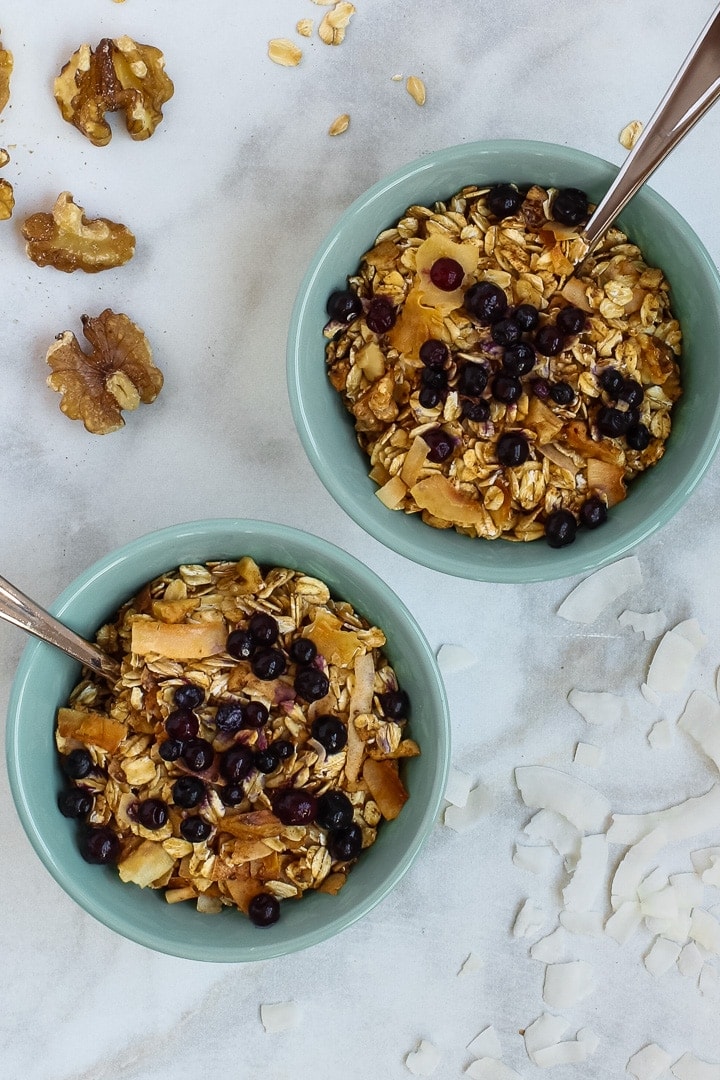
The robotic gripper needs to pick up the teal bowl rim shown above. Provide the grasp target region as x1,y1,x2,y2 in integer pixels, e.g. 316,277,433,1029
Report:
5,519,450,962
287,138,720,583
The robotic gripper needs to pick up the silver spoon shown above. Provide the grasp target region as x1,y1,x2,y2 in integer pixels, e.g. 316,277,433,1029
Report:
0,573,120,681
580,1,720,257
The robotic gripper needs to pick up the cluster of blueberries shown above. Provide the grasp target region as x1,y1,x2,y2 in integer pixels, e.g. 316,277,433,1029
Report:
58,610,410,926
326,184,654,548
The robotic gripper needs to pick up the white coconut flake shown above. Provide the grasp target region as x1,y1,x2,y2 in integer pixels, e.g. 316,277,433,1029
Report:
568,688,624,725
562,834,608,912
677,940,704,978
465,1060,522,1080
444,766,473,807
611,827,667,906
691,845,720,876
542,960,594,1009
515,766,611,832
670,872,705,908
618,609,668,640
444,784,491,832
574,741,604,767
530,926,569,963
557,556,642,623
578,1028,600,1054
524,809,580,857
671,1051,720,1079
437,643,478,674
605,900,642,944
690,908,720,954
644,936,682,976
466,1026,503,1060
405,1039,441,1076
607,784,720,846
703,862,720,888
533,1039,592,1068
523,1013,570,1064
260,1001,301,1033
626,1043,673,1080
641,682,662,706
678,690,720,771
645,912,692,944
512,898,546,939
700,963,720,996
640,885,678,920
458,952,483,976
637,867,668,899
560,909,605,935
646,620,706,694
674,617,708,650
648,718,675,749
513,843,555,875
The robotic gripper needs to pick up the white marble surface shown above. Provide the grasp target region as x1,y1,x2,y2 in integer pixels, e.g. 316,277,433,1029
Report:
2,2,720,1077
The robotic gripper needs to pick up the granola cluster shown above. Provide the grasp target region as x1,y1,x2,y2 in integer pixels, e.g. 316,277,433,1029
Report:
55,559,417,924
325,184,682,543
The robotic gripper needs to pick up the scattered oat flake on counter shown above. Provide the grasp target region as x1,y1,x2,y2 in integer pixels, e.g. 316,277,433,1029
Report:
328,113,350,136
515,765,611,832
626,1043,673,1080
574,741,603,767
406,75,426,105
678,691,720,771
268,38,302,66
618,608,667,639
620,119,644,149
260,1001,301,1033
297,18,314,36
646,619,707,694
672,1052,720,1080
465,1060,523,1079
318,2,356,45
405,1039,441,1076
557,556,642,623
444,784,491,831
568,688,624,725
437,643,478,673
444,765,473,807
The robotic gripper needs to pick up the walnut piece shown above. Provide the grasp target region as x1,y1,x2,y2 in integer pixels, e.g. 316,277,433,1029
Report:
0,32,12,113
22,192,135,273
0,178,13,220
54,35,174,146
46,310,163,434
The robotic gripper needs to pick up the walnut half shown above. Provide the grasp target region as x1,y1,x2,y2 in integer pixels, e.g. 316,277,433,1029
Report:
46,310,164,434
54,35,174,146
22,192,135,273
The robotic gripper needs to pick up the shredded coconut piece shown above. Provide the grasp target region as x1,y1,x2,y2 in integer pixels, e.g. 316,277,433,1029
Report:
445,766,473,807
574,741,603,767
568,688,624,725
678,691,720,771
646,619,706,694
260,1001,301,1033
644,936,682,976
607,784,720,846
542,960,594,1008
678,941,704,977
437,643,477,673
465,1060,522,1080
524,809,580,856
648,718,675,749
405,1039,441,1076
512,898,545,939
444,784,491,832
671,1051,720,1079
466,1026,503,1059
560,909,604,935
626,1043,674,1080
458,952,484,975
513,843,555,875
515,766,610,832
618,609,668,640
557,556,642,623
562,834,608,911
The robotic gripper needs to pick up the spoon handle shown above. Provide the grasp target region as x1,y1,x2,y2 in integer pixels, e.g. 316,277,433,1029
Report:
0,573,120,680
582,2,720,251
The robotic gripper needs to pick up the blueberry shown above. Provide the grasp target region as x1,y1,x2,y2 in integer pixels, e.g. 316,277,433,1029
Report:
220,746,254,783
502,342,536,376
251,648,286,680
619,378,644,408
491,318,522,347
422,428,455,463
418,386,442,409
326,289,362,323
288,637,317,666
457,362,488,397
328,822,363,862
254,747,280,774
530,377,551,399
464,281,508,324
165,708,199,742
419,339,449,368
597,406,631,438
430,257,464,291
63,748,93,780
172,776,205,808
311,715,348,754
248,892,281,927
226,629,254,660
159,739,183,762
497,432,530,467
549,381,575,406
136,798,168,830
294,668,330,702
243,700,269,728
57,788,93,818
514,303,539,332
552,187,589,226
80,826,120,864
182,738,215,772
556,305,586,337
173,684,204,710
366,297,396,334
535,324,564,356
180,816,212,843
491,373,523,404
580,496,608,529
273,739,295,761
379,689,410,719
215,702,246,733
545,509,577,548
249,612,279,647
220,784,245,806
461,398,490,423
626,422,651,451
421,366,448,391
599,367,624,397
316,790,355,831
485,183,524,219
272,788,318,826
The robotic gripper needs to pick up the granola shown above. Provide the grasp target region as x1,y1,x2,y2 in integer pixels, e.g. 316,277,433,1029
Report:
55,559,418,925
324,183,682,544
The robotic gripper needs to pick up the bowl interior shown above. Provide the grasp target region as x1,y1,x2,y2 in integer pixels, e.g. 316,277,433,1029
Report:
6,519,450,962
288,139,720,582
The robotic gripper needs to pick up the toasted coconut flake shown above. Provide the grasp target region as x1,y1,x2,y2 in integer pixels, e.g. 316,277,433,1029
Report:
260,1001,301,1033
466,1026,502,1060
405,1039,441,1076
678,690,720,771
515,765,611,832
626,1043,673,1080
437,643,478,673
568,688,624,725
607,784,720,846
618,608,667,640
542,960,594,1009
557,556,642,623
562,833,608,911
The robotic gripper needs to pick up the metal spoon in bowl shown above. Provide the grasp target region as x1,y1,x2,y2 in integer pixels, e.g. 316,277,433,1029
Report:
578,2,720,259
0,573,120,681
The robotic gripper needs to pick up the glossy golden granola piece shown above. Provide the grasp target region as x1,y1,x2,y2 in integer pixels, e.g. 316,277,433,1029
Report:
54,35,174,146
22,192,135,273
0,33,12,113
46,309,163,434
0,177,13,220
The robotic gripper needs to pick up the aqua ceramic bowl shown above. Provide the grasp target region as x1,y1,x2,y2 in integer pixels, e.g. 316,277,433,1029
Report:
6,519,449,962
287,139,720,582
